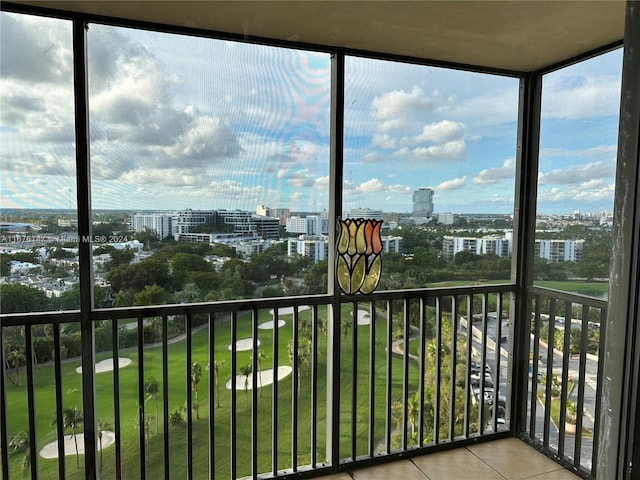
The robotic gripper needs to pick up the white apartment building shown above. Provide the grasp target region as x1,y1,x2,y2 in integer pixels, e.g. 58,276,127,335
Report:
535,239,585,263
286,215,329,235
348,208,383,220
287,235,329,264
443,233,583,263
381,236,403,253
130,212,172,239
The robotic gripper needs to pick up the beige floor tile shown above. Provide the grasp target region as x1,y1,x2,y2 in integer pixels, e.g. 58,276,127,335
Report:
468,438,565,480
412,448,505,480
520,469,583,480
314,474,353,480
350,459,428,480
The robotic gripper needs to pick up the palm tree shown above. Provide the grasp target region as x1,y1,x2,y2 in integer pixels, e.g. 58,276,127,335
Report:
57,407,84,468
250,349,266,397
407,392,421,435
144,378,160,433
177,282,200,303
111,290,133,307
7,349,25,386
8,431,30,472
342,318,353,341
239,364,252,410
209,360,225,408
191,362,202,419
97,418,112,476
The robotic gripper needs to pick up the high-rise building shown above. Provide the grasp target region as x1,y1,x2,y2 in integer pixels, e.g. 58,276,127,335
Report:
348,208,383,220
286,215,329,235
412,188,434,219
287,235,329,264
130,212,172,239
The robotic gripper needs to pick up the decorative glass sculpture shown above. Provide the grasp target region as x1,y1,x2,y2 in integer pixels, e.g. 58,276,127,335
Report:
336,218,383,295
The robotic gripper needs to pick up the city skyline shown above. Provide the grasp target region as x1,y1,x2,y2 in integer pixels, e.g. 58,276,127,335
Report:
1,13,623,215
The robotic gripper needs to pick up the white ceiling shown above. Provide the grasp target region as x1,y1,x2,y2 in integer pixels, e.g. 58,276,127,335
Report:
10,1,626,72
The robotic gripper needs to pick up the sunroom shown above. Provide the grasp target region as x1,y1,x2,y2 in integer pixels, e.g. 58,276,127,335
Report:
1,1,639,479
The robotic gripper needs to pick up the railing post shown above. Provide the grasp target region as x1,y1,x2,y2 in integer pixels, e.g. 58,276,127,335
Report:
599,1,640,478
511,70,542,436
73,19,97,479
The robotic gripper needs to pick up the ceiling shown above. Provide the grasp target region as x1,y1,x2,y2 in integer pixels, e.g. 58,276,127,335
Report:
9,1,626,72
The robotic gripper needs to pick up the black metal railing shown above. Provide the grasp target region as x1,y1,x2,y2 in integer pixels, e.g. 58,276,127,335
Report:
523,286,607,479
3,283,586,479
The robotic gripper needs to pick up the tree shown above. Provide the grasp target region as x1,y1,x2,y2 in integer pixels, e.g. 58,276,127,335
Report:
0,283,51,313
211,360,225,408
111,290,134,307
144,378,160,433
171,253,212,284
6,349,26,386
191,362,203,419
240,364,252,410
407,392,421,435
55,407,84,468
176,282,201,303
133,284,170,306
250,349,267,397
9,431,30,471
97,418,112,476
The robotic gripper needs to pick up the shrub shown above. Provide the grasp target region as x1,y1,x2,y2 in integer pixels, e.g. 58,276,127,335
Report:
169,410,184,426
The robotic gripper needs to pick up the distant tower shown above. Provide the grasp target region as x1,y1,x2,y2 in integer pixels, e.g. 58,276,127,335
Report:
412,188,434,218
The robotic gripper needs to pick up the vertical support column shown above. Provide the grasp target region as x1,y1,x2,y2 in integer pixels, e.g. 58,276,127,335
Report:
73,19,97,479
599,2,640,478
510,72,542,436
326,50,345,467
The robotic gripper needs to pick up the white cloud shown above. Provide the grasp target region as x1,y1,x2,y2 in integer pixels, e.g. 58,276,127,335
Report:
363,152,382,163
471,158,515,185
540,145,617,159
437,176,466,191
539,160,614,185
357,178,386,192
394,139,465,163
119,168,203,187
414,120,464,144
354,178,411,194
371,86,434,131
542,74,622,120
539,179,614,202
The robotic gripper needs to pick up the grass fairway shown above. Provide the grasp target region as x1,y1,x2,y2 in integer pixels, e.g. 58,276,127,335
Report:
3,304,418,479
534,280,609,299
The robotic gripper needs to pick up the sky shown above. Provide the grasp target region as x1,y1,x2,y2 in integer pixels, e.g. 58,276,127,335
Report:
0,12,623,216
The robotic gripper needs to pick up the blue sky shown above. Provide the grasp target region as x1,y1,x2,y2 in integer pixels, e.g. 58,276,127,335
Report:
0,12,622,216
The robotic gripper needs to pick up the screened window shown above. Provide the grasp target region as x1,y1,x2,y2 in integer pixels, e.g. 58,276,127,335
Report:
344,56,520,288
87,25,331,306
534,49,622,298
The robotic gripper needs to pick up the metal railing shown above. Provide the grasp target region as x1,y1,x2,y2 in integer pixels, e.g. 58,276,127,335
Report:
4,283,598,479
522,286,607,479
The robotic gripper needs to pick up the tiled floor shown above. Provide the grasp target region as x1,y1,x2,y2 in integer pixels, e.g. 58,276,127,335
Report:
316,438,582,480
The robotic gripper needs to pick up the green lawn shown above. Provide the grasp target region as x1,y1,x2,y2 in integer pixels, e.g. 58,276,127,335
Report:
534,280,609,298
3,304,419,479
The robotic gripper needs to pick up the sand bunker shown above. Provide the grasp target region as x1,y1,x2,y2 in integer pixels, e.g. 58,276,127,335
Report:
76,358,131,374
350,309,371,325
39,431,115,459
258,320,286,330
228,338,260,351
268,306,310,316
225,366,293,390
